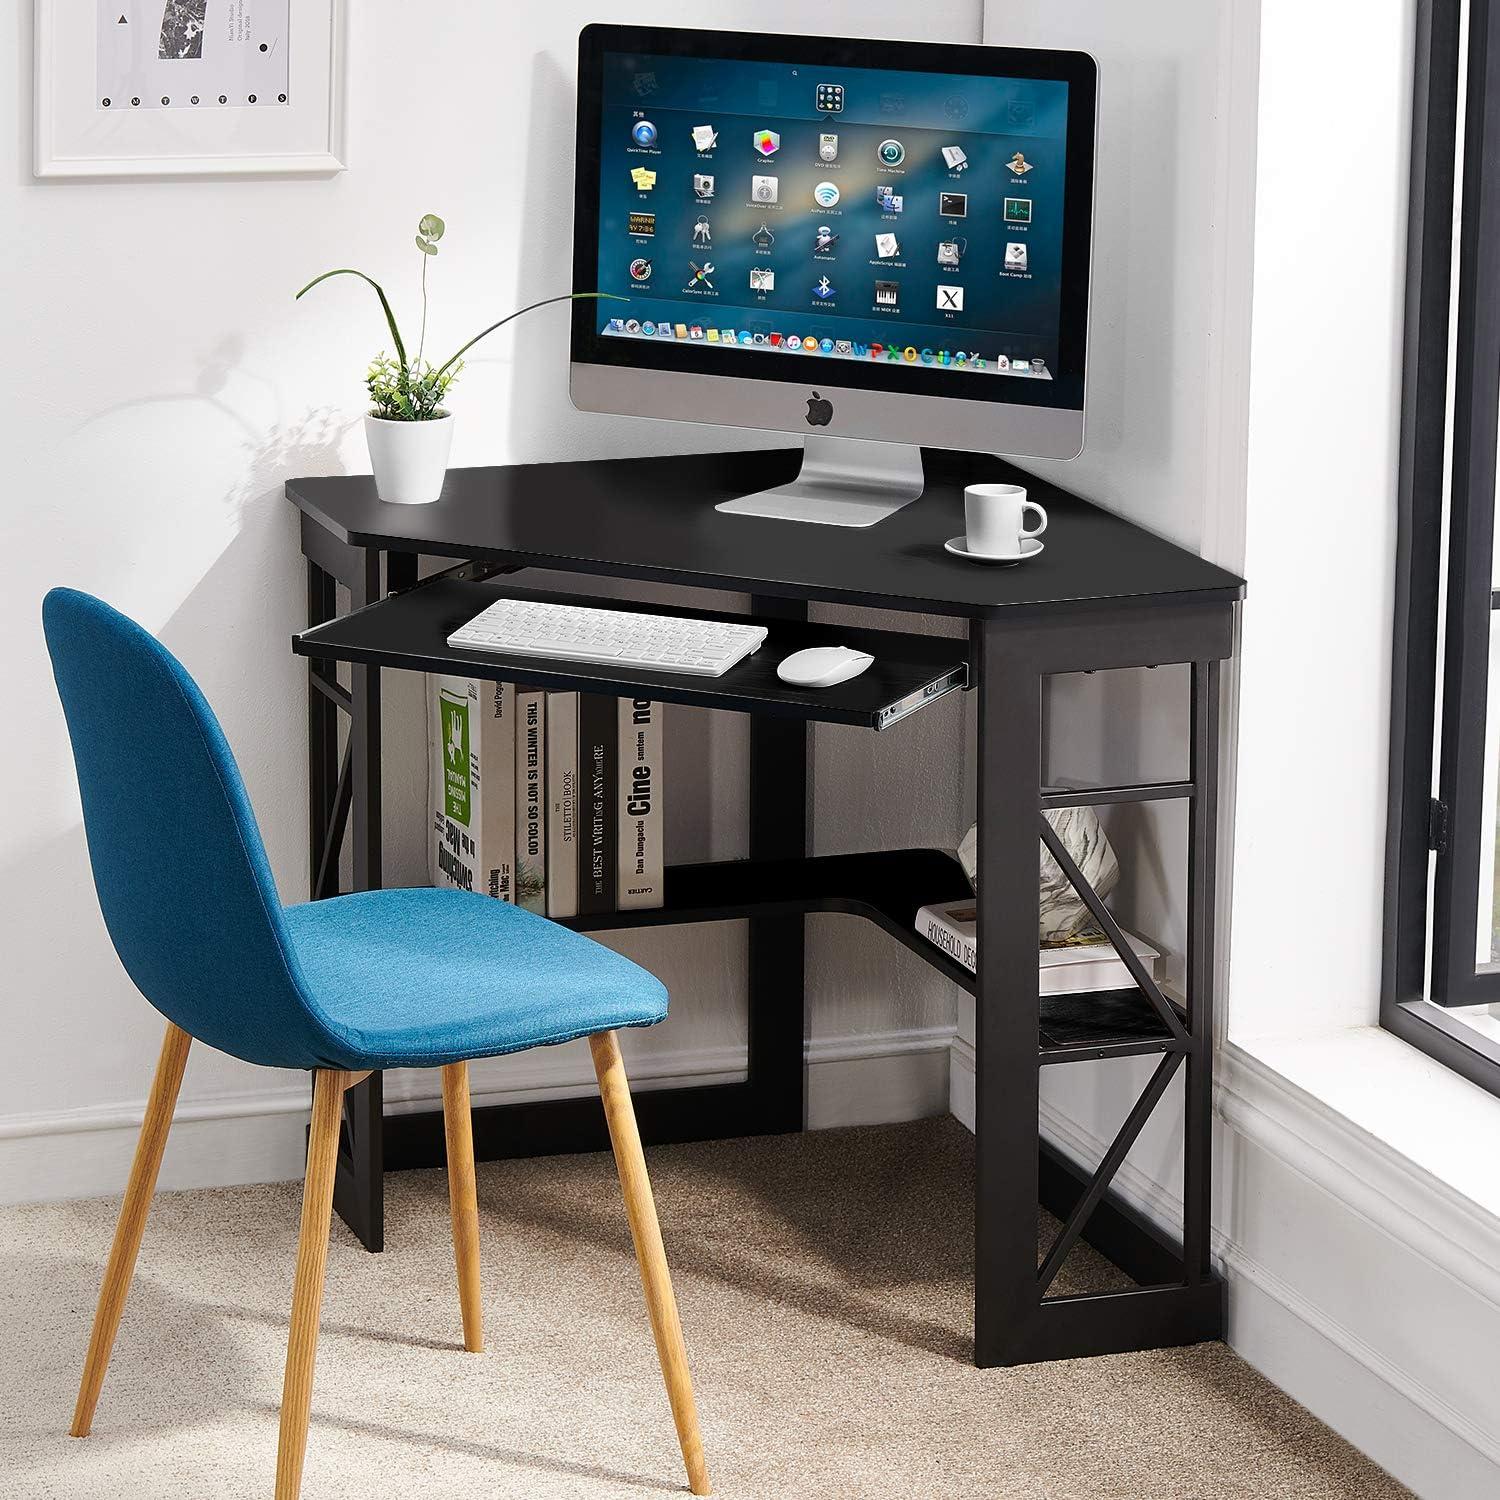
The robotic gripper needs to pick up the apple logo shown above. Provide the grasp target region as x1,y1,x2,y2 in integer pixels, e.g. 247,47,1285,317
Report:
804,391,833,427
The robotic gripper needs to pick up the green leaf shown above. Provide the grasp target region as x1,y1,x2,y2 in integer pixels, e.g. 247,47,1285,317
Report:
415,236,437,256
418,213,445,241
432,292,625,380
296,267,409,370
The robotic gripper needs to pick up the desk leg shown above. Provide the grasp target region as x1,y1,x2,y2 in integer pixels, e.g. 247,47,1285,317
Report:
306,554,384,1248
973,628,1044,1368
349,547,384,895
327,547,408,1252
1183,659,1220,1281
748,597,808,1132
306,562,340,901
972,629,1226,1366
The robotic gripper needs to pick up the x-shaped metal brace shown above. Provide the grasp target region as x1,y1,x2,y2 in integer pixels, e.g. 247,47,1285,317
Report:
1034,812,1195,1295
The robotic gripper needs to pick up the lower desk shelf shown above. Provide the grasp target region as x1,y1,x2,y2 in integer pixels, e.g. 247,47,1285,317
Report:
563,849,1182,1064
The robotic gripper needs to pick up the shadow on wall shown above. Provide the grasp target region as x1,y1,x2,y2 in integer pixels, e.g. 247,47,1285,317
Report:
72,335,265,451
1031,56,1185,537
506,49,579,460
154,407,349,910
220,404,350,528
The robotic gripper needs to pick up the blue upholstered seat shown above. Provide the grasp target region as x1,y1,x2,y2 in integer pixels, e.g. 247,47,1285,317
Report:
42,588,667,1073
281,889,665,1069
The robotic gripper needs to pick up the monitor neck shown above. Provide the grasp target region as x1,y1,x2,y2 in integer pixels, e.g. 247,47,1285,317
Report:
714,435,925,528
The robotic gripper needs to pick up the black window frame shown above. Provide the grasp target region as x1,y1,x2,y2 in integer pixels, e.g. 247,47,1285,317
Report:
1385,0,1500,1088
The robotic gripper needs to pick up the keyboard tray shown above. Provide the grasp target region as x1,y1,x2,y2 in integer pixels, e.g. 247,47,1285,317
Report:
294,572,969,730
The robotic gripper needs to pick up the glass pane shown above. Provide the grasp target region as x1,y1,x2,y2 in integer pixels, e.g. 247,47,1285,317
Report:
1480,610,1500,965
1431,1000,1500,1047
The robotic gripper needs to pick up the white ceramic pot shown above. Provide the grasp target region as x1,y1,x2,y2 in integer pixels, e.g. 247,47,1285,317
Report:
364,411,455,504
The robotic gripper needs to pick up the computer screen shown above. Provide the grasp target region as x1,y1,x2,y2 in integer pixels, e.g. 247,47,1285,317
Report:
572,27,1096,426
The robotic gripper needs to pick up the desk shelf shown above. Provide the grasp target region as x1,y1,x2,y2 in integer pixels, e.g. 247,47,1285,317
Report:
294,574,968,731
564,850,1182,1063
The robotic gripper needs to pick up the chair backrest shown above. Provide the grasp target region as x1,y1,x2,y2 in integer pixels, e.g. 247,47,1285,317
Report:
42,589,342,1069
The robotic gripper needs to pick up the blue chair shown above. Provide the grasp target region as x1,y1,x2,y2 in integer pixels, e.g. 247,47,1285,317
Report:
43,588,710,1499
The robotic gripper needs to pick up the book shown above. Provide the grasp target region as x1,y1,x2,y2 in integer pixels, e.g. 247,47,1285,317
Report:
578,693,617,913
427,675,515,901
617,698,664,909
515,691,547,913
914,900,1160,990
545,692,580,918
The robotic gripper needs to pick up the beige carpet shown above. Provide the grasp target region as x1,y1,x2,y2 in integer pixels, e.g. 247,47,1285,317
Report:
0,1118,1406,1499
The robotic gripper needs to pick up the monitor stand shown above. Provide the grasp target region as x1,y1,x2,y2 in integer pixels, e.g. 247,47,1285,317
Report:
714,435,924,528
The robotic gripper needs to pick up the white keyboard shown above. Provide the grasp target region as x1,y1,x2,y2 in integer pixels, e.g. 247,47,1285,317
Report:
448,597,768,677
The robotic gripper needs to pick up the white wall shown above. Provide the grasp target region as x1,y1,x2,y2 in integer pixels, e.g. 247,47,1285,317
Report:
0,0,983,1201
1227,0,1413,1040
981,0,1257,559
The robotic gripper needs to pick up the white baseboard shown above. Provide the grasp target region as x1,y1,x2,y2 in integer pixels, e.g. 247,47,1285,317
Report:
1219,1043,1500,1498
950,1032,1500,1499
805,1025,954,1129
1227,1241,1500,1500
949,1032,977,1133
0,1023,956,1206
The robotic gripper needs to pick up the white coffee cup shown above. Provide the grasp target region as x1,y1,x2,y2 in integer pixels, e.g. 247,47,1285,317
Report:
964,483,1048,557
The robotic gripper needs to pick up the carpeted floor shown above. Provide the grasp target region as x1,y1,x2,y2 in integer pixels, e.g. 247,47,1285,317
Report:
0,1118,1407,1499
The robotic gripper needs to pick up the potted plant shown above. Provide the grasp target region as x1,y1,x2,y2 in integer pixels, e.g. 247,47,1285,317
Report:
298,214,619,504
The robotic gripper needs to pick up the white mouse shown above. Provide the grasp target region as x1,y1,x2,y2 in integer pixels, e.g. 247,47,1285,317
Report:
776,645,875,688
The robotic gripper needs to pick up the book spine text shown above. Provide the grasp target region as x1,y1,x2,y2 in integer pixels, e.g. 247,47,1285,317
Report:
429,675,516,901
578,694,617,913
917,907,977,973
617,698,664,909
516,691,546,913
545,692,580,918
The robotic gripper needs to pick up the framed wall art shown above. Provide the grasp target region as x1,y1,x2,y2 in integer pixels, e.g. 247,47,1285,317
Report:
34,1,347,178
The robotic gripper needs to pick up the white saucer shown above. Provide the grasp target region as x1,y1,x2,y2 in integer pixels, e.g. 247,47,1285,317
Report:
944,535,1045,565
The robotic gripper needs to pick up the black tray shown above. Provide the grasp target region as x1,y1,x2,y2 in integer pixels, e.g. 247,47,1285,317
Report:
294,574,969,730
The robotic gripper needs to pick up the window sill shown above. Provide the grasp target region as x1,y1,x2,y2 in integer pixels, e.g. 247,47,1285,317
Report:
1221,1027,1500,1303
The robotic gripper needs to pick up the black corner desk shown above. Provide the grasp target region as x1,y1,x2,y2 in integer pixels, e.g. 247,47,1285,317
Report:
287,444,1244,1369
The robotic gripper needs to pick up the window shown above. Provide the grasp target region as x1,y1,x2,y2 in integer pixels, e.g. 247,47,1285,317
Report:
1385,0,1500,1085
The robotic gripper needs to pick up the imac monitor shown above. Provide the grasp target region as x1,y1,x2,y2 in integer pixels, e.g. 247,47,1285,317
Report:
571,25,1098,525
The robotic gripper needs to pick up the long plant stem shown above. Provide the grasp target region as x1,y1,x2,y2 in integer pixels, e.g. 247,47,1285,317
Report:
432,292,622,380
417,254,429,370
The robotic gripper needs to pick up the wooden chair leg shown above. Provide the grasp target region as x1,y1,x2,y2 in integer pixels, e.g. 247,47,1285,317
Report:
441,1061,483,1352
70,1022,192,1439
275,1067,360,1500
590,1030,711,1497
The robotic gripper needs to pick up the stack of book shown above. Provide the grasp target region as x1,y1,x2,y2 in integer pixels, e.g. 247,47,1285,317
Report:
427,677,664,916
914,900,1159,991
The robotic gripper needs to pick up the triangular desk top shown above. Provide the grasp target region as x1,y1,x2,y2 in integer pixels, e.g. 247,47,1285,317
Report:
286,447,1244,622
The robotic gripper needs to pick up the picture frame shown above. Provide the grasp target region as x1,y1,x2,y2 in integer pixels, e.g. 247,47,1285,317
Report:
34,1,347,179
